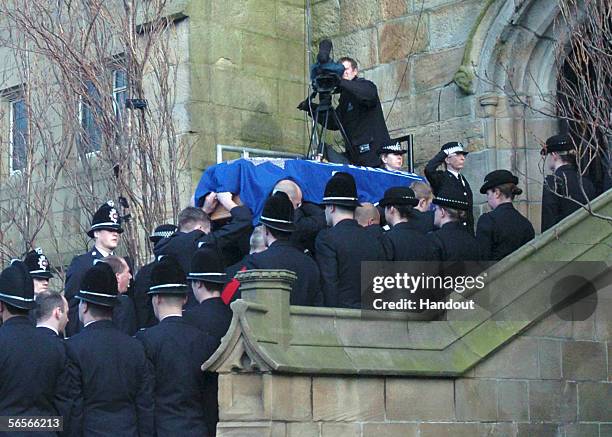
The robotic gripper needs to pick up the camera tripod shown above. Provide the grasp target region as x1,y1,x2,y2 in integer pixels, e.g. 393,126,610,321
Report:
306,91,355,163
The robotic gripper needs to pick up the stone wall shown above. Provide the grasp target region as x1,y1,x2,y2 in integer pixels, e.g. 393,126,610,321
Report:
216,307,611,437
186,0,308,177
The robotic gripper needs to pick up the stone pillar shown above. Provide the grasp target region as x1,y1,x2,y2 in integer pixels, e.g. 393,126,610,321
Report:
214,269,299,436
236,269,296,347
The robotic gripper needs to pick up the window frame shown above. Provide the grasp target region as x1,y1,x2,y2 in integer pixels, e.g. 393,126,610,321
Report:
77,59,127,159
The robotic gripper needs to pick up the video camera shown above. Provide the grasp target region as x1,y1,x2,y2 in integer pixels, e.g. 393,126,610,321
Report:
310,39,345,94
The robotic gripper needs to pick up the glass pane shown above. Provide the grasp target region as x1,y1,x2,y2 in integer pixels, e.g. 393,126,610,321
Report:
86,80,100,102
80,82,102,153
114,89,126,120
12,99,27,170
114,69,127,89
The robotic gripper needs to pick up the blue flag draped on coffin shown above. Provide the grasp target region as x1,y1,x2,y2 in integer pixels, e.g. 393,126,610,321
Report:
194,158,424,224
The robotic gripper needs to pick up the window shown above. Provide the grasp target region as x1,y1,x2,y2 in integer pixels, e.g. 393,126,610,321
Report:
78,65,127,156
79,80,102,154
9,94,28,172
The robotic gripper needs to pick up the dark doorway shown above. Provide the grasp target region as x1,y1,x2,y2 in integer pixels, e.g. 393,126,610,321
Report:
558,48,611,195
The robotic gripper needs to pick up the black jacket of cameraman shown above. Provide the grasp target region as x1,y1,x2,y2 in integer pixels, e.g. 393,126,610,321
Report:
307,77,390,167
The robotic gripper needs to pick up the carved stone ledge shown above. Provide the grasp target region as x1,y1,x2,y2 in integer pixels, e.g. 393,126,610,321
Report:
234,269,297,286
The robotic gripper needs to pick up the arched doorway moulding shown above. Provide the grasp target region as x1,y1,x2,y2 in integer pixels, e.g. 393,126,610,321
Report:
454,0,570,230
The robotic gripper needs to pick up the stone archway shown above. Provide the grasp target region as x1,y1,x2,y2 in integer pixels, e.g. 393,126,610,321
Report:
454,0,567,231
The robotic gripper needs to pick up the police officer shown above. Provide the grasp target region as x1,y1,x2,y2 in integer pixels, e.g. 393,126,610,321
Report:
135,256,217,437
541,134,596,232
101,255,137,335
315,172,387,308
64,262,153,436
225,225,266,292
476,170,535,261
0,261,69,429
155,195,253,299
224,226,268,304
378,141,407,172
425,142,474,231
355,202,389,254
408,181,435,234
132,224,177,329
64,200,123,336
431,185,481,261
23,247,54,294
150,223,178,245
35,291,69,338
242,192,323,306
355,202,380,228
380,187,438,261
183,247,233,346
273,179,326,255
183,247,234,437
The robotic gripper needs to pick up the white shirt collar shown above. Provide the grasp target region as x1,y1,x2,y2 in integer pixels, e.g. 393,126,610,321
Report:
36,323,59,336
160,313,183,321
84,320,97,328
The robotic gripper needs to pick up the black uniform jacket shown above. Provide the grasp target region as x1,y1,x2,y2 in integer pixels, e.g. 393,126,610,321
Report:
0,317,69,437
541,164,596,232
132,260,157,330
431,221,481,262
315,219,387,308
476,203,535,261
291,202,327,255
183,297,233,347
384,222,439,261
182,298,233,437
155,206,253,273
424,151,474,231
308,77,390,167
65,248,104,300
406,210,435,234
64,320,154,437
135,316,217,437
364,224,392,260
112,294,138,336
225,252,253,279
64,248,105,337
244,240,323,306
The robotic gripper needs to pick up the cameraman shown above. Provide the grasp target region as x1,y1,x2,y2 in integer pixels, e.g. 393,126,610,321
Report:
299,57,390,168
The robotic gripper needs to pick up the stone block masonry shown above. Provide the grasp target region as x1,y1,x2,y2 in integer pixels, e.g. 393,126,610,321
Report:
217,310,612,436
187,0,309,179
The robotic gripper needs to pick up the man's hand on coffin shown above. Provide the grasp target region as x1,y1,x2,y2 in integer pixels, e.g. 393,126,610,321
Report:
217,192,238,211
202,192,218,214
